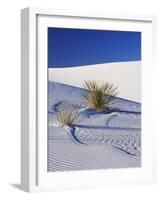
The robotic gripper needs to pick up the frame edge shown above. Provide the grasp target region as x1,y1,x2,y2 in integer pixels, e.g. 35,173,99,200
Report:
21,7,37,192
21,7,157,192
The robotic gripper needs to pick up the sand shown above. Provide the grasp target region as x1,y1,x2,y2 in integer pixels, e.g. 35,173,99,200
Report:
48,81,141,172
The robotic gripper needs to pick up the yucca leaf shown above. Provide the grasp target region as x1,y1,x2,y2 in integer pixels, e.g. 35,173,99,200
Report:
82,80,118,112
57,105,80,127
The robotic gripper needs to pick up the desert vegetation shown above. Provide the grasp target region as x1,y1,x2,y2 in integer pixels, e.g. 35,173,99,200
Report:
82,80,118,112
57,105,80,127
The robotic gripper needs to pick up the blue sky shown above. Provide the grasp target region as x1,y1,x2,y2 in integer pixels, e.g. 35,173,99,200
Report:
48,28,141,68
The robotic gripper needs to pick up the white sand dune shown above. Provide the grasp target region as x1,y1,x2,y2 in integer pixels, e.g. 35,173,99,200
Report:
48,128,140,172
48,81,141,172
49,61,141,103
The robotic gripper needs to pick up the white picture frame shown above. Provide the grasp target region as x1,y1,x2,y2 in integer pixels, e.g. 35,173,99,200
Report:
21,7,157,192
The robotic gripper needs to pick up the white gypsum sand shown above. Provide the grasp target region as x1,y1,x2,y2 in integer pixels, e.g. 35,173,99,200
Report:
48,81,141,172
48,61,141,103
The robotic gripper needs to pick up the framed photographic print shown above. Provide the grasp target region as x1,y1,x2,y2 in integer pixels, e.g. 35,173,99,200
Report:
21,8,156,192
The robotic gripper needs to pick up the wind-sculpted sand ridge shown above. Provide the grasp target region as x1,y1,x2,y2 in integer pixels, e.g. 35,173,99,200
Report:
74,126,141,156
48,81,141,172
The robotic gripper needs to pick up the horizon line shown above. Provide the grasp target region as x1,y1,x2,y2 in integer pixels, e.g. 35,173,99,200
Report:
48,60,141,68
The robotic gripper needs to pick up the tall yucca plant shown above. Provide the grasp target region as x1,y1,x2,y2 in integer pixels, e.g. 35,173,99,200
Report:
57,105,80,127
82,80,118,112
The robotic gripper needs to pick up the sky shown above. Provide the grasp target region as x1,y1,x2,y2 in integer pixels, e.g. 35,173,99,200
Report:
48,28,141,68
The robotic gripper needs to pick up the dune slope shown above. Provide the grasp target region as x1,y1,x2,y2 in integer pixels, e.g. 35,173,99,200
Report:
48,81,141,172
49,61,141,102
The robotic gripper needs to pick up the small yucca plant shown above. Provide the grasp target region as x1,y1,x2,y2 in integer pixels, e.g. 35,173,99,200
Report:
82,80,118,112
57,105,80,127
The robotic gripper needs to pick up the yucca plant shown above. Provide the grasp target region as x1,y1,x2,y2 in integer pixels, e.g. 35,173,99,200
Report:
82,80,118,112
57,105,80,127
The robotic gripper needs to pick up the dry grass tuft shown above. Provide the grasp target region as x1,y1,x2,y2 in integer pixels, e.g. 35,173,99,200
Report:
82,80,118,112
57,105,80,127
